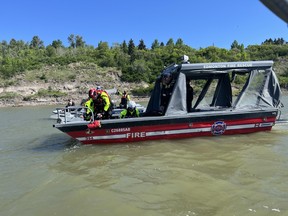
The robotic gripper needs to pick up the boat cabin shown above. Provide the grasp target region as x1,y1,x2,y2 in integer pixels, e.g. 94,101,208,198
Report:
145,56,282,116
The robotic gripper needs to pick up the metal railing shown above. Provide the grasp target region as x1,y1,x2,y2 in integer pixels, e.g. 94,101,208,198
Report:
55,106,94,123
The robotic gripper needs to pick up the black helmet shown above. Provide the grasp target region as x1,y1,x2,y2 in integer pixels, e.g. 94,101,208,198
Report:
162,72,172,85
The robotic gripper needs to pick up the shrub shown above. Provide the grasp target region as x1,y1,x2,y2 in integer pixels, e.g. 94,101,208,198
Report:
0,92,18,99
36,88,67,97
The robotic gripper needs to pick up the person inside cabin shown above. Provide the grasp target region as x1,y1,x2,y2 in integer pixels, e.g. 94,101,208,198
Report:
117,90,131,108
120,101,140,118
160,72,175,114
186,79,194,112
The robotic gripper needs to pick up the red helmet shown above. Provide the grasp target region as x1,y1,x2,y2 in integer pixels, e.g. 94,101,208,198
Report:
88,88,96,98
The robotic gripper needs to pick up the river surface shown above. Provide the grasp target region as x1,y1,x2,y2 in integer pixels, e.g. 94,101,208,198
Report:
1,97,288,216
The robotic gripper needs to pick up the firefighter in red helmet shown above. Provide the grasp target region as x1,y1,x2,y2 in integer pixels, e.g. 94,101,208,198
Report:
84,88,113,120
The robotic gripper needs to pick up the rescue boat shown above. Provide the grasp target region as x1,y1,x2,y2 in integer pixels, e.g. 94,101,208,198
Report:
53,56,283,144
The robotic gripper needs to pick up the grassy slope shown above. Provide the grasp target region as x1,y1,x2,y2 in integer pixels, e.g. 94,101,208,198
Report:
0,62,149,107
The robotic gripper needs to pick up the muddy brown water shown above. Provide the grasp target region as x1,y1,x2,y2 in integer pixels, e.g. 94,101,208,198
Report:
1,98,288,216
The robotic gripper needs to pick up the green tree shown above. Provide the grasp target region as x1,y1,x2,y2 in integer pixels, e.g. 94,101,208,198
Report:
122,59,150,82
262,38,274,45
230,40,243,50
9,39,18,49
75,35,85,48
1,40,8,57
51,40,63,49
96,41,115,67
151,39,160,50
166,38,174,47
175,38,184,47
46,45,56,57
128,39,136,62
138,39,146,50
128,39,135,55
68,34,76,48
113,46,130,69
121,40,128,54
274,38,286,45
30,36,44,49
2,35,288,89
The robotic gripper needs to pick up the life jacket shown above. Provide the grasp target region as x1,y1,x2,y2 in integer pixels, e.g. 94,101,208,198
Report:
94,90,112,112
95,89,104,95
89,88,109,99
120,108,139,118
85,98,94,114
84,98,94,121
95,89,112,102
126,109,137,118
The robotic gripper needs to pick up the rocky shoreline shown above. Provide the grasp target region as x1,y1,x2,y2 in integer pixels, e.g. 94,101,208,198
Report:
0,79,150,108
0,98,70,108
0,95,149,108
0,93,149,108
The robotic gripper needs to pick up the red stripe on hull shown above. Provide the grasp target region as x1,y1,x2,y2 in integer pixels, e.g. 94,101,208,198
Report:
78,127,273,145
64,116,276,145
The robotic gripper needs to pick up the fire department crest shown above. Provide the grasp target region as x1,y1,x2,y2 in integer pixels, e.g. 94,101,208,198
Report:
211,121,226,135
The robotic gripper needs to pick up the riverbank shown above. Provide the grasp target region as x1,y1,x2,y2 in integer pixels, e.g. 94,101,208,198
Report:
0,95,150,108
0,64,150,108
1,88,287,108
0,76,150,108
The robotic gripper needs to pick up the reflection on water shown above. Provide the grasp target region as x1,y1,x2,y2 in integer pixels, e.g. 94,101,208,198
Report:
50,132,288,216
1,104,288,216
31,134,80,152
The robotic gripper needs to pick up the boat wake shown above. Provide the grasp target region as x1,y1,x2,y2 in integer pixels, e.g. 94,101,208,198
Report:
275,119,288,125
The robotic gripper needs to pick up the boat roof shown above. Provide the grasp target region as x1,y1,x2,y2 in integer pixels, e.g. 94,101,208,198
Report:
160,60,275,80
179,60,273,71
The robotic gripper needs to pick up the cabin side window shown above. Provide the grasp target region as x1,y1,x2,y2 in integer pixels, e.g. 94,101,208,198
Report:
233,70,268,108
189,73,232,111
190,79,219,110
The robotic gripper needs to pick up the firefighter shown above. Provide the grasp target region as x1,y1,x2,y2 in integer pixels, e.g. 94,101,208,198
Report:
118,90,131,108
160,72,175,113
120,101,140,118
92,88,113,119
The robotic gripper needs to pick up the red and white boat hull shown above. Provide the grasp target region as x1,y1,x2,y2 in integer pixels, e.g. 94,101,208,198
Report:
55,110,277,145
